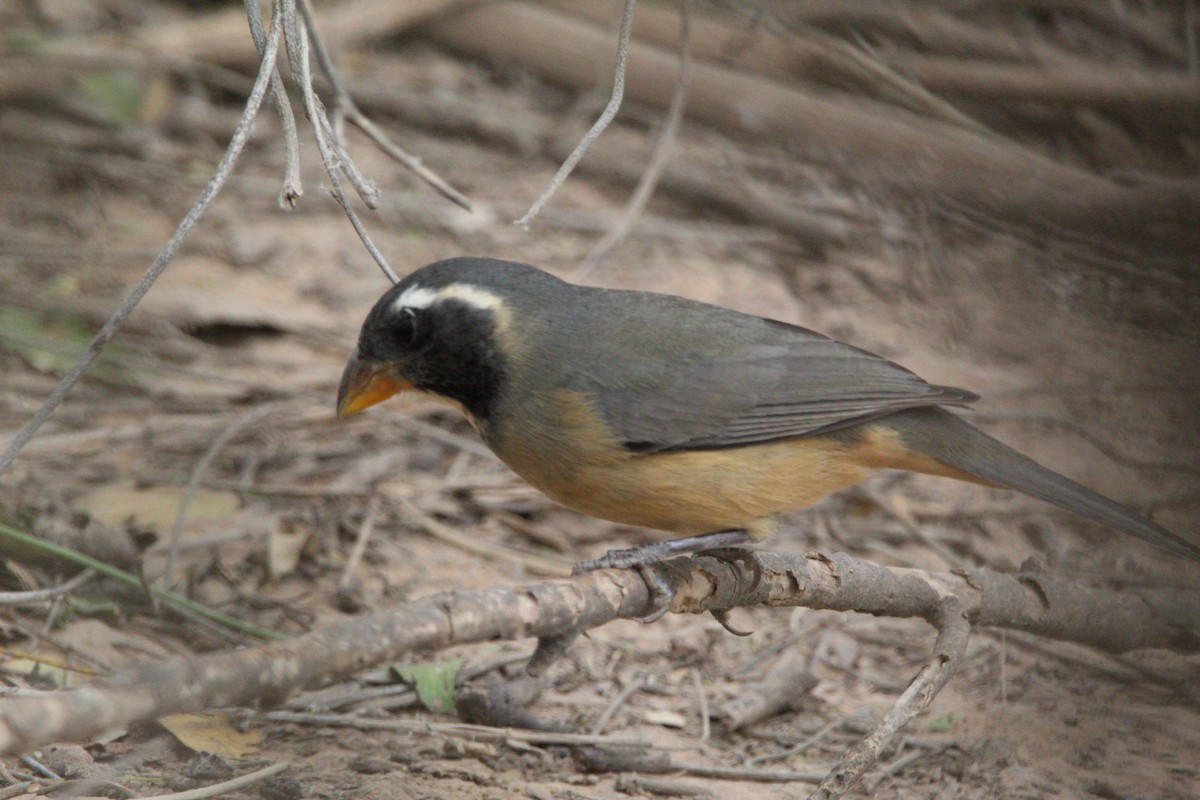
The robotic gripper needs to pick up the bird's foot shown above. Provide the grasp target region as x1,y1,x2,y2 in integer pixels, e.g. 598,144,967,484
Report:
571,530,755,624
572,529,755,575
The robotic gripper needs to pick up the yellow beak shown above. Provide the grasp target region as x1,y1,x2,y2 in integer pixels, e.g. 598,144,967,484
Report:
336,354,412,418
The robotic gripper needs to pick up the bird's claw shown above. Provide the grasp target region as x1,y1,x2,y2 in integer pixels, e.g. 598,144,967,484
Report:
632,564,674,623
710,608,754,637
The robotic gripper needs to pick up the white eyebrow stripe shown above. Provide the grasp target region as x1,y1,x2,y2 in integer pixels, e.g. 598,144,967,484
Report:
392,283,504,312
394,285,440,310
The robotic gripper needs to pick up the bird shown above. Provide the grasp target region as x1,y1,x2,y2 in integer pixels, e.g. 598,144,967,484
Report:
337,256,1200,579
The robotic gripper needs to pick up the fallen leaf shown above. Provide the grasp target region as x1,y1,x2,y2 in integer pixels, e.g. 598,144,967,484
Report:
393,657,465,714
159,713,261,758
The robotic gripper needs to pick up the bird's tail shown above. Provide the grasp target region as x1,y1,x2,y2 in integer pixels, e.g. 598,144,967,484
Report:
883,407,1200,563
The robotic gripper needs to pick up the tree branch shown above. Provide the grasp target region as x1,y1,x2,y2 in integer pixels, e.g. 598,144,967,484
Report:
1,549,1195,760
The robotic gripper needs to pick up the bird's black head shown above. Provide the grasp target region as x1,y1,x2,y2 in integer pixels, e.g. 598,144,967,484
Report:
337,258,562,423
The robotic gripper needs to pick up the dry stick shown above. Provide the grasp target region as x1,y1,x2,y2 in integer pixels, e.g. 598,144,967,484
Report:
667,762,826,783
0,6,284,480
719,645,818,731
338,493,381,589
164,403,281,583
514,0,638,229
747,717,843,767
690,667,710,742
811,599,970,799
591,673,647,735
140,761,289,800
295,0,471,211
393,496,572,577
0,570,94,607
577,0,692,276
266,712,651,749
2,550,1197,755
276,0,378,212
281,0,399,284
242,0,302,207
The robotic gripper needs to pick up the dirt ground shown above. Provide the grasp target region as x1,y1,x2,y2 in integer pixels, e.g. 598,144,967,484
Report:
2,1,1199,799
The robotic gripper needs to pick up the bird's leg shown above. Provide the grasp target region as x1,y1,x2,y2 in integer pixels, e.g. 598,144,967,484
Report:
573,530,755,625
572,529,754,573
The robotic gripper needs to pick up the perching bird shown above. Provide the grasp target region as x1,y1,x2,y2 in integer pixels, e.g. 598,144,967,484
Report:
337,257,1200,573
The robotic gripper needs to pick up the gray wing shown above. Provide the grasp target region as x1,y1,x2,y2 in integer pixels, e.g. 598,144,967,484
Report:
578,315,976,453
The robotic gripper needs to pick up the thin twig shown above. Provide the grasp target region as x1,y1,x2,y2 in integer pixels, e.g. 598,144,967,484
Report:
670,762,826,783
592,673,647,735
0,782,37,799
281,0,399,284
514,0,637,229
811,600,970,799
0,570,94,606
747,717,842,767
284,0,378,208
267,711,652,748
691,667,710,742
0,5,285,479
339,493,381,589
242,0,302,206
295,0,471,211
577,0,691,275
18,756,58,781
164,403,279,583
394,497,572,577
140,762,289,800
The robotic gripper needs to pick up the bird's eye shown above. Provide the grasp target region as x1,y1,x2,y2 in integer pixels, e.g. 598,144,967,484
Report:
394,307,418,346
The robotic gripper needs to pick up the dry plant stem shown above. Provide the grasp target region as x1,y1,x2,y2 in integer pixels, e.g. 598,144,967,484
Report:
691,667,710,742
393,496,572,577
0,570,93,606
242,0,302,206
141,761,289,800
667,762,826,783
811,599,969,799
577,0,691,276
514,0,638,229
0,5,284,480
719,645,817,730
591,674,646,735
2,551,1197,755
747,717,843,767
164,403,280,583
280,1,399,284
266,712,650,748
294,0,470,211
20,754,58,779
338,493,381,588
284,0,380,210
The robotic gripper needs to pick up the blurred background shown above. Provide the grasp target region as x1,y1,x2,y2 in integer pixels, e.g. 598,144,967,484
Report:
1,1,1198,798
